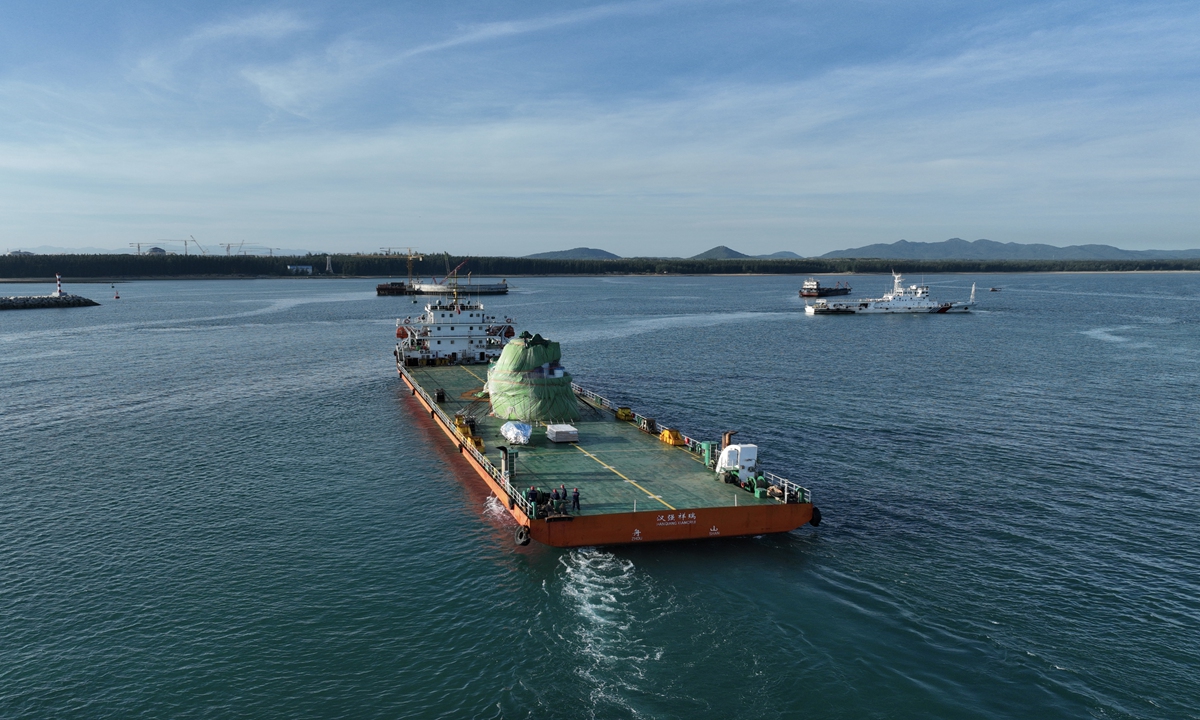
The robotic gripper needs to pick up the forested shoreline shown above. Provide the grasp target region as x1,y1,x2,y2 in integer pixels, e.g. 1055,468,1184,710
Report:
3,253,1199,280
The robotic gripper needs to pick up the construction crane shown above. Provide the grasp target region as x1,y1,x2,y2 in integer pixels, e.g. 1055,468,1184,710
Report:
219,241,245,256
400,248,423,285
128,242,145,255
435,254,467,286
188,236,208,255
155,238,194,255
235,245,282,257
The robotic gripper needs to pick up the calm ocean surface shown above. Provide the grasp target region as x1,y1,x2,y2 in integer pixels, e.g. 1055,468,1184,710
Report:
1,273,1197,719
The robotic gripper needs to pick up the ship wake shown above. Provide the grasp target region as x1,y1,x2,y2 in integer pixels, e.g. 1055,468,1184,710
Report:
557,550,674,718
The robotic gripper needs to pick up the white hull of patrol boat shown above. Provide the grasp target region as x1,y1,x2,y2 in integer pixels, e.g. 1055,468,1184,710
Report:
805,274,975,315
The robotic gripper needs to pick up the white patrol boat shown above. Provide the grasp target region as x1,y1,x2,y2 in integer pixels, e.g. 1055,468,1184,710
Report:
805,272,975,315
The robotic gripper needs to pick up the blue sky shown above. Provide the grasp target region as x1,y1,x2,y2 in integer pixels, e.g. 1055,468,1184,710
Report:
1,0,1198,256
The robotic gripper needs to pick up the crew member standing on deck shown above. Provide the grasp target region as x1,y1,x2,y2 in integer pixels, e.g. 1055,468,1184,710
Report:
572,488,580,512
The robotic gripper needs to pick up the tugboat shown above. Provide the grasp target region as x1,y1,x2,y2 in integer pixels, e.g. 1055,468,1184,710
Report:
805,272,975,315
799,278,852,297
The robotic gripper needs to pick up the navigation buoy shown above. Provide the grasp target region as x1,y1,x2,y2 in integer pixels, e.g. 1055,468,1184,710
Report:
112,284,119,300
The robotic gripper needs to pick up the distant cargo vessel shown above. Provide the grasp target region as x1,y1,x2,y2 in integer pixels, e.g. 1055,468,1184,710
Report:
799,278,852,297
805,272,975,315
378,257,508,296
377,279,508,296
393,295,819,548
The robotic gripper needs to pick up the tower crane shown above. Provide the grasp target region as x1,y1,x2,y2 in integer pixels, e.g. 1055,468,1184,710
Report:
155,238,195,255
402,248,423,285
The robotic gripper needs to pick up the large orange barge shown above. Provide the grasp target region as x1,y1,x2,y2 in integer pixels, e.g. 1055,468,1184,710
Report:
393,297,819,548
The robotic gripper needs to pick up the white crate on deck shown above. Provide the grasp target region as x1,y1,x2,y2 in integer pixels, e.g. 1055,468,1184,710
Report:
546,424,579,443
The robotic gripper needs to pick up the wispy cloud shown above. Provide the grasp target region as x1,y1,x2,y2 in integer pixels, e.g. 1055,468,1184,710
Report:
237,0,670,114
400,1,664,59
186,11,310,45
134,10,310,88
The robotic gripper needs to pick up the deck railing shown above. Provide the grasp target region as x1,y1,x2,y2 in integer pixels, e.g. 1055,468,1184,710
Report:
762,470,811,504
570,383,812,504
404,366,537,518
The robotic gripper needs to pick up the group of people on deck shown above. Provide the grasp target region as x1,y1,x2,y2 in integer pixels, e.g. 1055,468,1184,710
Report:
525,484,580,515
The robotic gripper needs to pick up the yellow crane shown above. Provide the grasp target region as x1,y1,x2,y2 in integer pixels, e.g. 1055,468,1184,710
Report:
384,247,424,285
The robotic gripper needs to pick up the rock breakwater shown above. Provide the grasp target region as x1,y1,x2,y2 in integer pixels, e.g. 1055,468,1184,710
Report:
1,294,101,310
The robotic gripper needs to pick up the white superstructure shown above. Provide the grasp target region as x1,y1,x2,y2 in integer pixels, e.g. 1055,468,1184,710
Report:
805,273,975,315
395,297,516,365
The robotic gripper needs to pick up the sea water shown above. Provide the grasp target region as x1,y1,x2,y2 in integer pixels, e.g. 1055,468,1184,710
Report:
1,274,1197,719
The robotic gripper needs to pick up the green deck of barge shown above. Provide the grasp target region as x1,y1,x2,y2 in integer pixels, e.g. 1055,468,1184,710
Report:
406,364,778,516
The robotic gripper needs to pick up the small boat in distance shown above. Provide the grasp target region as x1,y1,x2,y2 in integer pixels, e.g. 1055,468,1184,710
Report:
805,272,975,315
990,287,1002,292
799,278,852,297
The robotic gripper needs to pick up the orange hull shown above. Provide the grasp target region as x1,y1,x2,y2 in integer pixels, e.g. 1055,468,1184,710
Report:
400,371,813,547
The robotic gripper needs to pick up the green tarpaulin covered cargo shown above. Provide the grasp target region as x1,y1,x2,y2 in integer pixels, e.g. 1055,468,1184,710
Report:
487,332,581,422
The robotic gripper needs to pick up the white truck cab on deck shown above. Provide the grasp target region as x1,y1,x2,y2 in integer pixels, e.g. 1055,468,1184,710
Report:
716,444,759,475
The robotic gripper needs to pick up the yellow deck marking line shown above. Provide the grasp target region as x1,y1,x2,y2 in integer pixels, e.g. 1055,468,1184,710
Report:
574,445,675,510
460,366,486,383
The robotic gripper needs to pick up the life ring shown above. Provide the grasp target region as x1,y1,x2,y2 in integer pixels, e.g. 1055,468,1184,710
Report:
514,526,531,546
810,507,822,527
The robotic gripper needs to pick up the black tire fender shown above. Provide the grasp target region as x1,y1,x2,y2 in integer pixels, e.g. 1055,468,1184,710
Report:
514,526,531,546
810,507,822,527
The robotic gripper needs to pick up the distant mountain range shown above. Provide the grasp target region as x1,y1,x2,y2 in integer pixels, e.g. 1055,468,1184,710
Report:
19,239,1194,261
7,244,314,256
524,246,809,260
820,238,1200,260
689,246,803,260
6,245,128,255
526,240,1200,261
524,247,622,260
